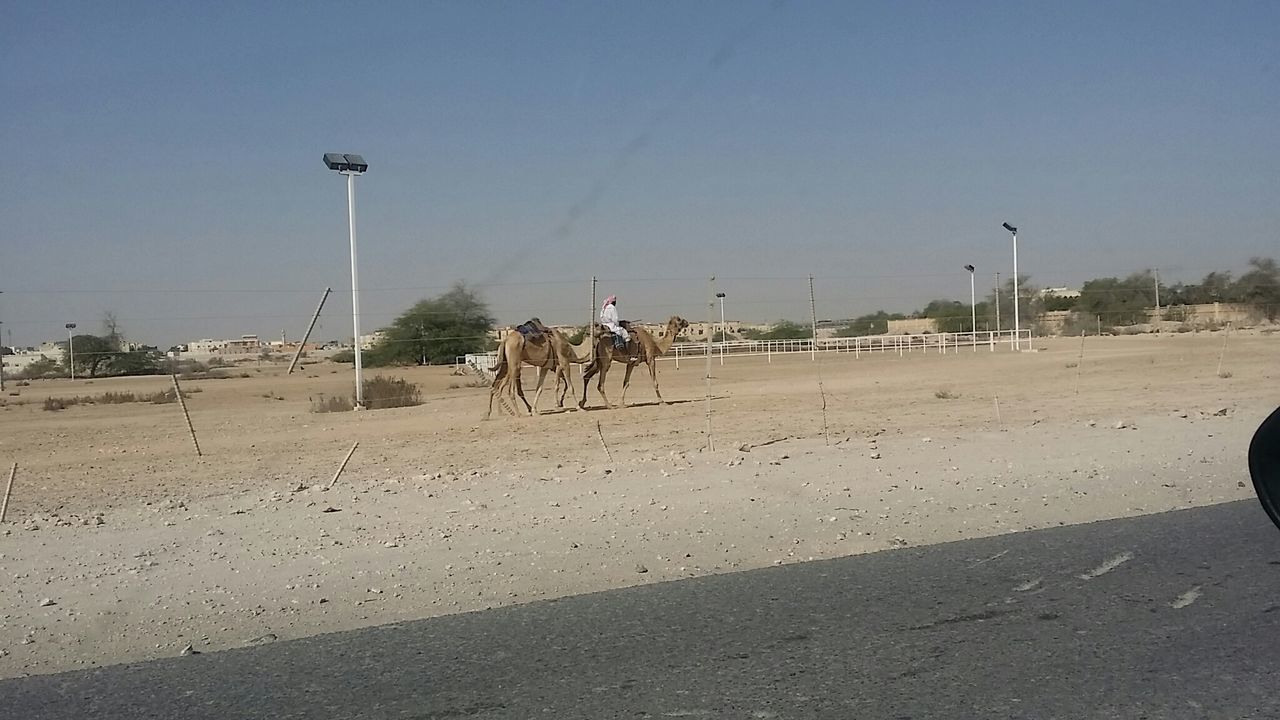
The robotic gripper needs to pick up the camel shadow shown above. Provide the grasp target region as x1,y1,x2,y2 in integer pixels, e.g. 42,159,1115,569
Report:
575,397,725,412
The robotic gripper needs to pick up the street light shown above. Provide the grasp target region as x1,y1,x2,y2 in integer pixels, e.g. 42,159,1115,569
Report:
715,292,727,366
1002,222,1020,350
963,265,976,350
324,153,369,409
65,323,77,380
0,291,5,392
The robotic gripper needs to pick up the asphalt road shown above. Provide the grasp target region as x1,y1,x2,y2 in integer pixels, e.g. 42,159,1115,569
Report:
4,499,1279,719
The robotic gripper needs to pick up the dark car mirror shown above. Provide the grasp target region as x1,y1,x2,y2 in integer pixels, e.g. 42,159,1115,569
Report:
1250,406,1280,532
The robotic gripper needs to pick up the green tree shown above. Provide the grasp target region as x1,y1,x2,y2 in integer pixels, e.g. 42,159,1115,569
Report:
712,330,738,342
834,311,906,336
1230,257,1279,320
918,299,977,332
18,357,62,380
741,320,811,340
65,334,118,378
107,348,164,376
1191,271,1234,304
1041,295,1078,312
984,274,1041,330
1075,271,1156,326
364,283,496,366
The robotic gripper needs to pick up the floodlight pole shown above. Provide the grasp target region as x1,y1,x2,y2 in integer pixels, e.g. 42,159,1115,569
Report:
66,323,77,380
325,153,369,409
994,272,1001,332
346,172,365,408
1003,223,1020,350
716,292,726,366
965,265,976,351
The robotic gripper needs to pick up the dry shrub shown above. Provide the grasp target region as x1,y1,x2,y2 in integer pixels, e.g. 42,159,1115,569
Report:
310,394,351,413
99,391,138,404
363,375,422,409
40,389,186,410
934,389,959,400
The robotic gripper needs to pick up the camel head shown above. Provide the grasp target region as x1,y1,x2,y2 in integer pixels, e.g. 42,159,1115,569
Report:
668,316,690,335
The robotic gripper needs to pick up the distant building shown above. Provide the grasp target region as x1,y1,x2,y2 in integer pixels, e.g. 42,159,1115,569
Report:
1039,287,1081,299
223,335,262,355
187,339,229,355
886,318,939,335
3,348,60,373
359,331,387,350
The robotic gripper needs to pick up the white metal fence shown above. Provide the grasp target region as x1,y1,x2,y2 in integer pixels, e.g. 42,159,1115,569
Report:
463,352,499,378
668,329,1033,367
463,329,1033,373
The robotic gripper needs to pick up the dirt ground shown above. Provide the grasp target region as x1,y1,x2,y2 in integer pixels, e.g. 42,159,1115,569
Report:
0,331,1276,678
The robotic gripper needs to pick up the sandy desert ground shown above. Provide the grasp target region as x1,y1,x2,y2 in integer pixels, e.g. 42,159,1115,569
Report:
0,330,1276,678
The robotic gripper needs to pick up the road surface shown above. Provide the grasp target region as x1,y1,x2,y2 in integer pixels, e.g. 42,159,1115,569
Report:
4,499,1279,719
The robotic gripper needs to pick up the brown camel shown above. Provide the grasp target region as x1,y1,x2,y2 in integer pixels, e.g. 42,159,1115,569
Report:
579,316,689,409
485,326,593,419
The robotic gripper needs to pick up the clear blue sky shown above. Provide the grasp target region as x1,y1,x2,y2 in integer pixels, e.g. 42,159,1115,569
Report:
3,1,1277,346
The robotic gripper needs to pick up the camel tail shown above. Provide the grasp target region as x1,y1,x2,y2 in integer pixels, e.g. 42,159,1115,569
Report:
490,351,508,386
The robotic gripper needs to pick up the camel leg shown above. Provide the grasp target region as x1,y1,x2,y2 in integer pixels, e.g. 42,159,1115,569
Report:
530,366,550,414
647,358,665,403
485,363,511,420
596,367,613,408
485,374,501,420
586,353,611,407
579,361,596,408
565,366,579,407
620,362,637,407
556,367,575,408
512,366,533,416
581,355,608,408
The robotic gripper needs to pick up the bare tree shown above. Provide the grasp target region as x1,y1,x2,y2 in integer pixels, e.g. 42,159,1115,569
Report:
101,310,123,351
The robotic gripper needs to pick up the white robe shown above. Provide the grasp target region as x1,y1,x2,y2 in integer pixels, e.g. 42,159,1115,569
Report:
600,303,629,342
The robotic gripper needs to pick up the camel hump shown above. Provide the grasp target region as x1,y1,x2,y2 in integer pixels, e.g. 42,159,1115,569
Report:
515,319,550,342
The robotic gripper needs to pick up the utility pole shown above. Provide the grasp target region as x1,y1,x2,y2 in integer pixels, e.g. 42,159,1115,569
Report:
995,272,1002,333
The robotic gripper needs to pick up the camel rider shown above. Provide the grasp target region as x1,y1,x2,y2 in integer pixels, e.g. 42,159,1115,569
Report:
600,295,629,350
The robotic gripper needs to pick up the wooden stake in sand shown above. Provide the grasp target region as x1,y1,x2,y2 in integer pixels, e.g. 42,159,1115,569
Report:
810,274,830,445
1074,330,1086,396
595,421,613,462
0,463,16,523
171,374,202,457
1216,325,1231,377
994,394,1004,431
327,442,360,490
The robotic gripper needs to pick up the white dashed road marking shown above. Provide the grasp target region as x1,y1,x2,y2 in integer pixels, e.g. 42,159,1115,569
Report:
1078,552,1134,580
1171,586,1203,609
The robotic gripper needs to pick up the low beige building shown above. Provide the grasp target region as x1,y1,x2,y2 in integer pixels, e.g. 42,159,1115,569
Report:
886,318,938,335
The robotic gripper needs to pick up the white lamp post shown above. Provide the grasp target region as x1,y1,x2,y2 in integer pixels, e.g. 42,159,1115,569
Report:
65,323,77,379
964,265,976,350
324,153,369,408
1002,222,1019,350
715,291,726,366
